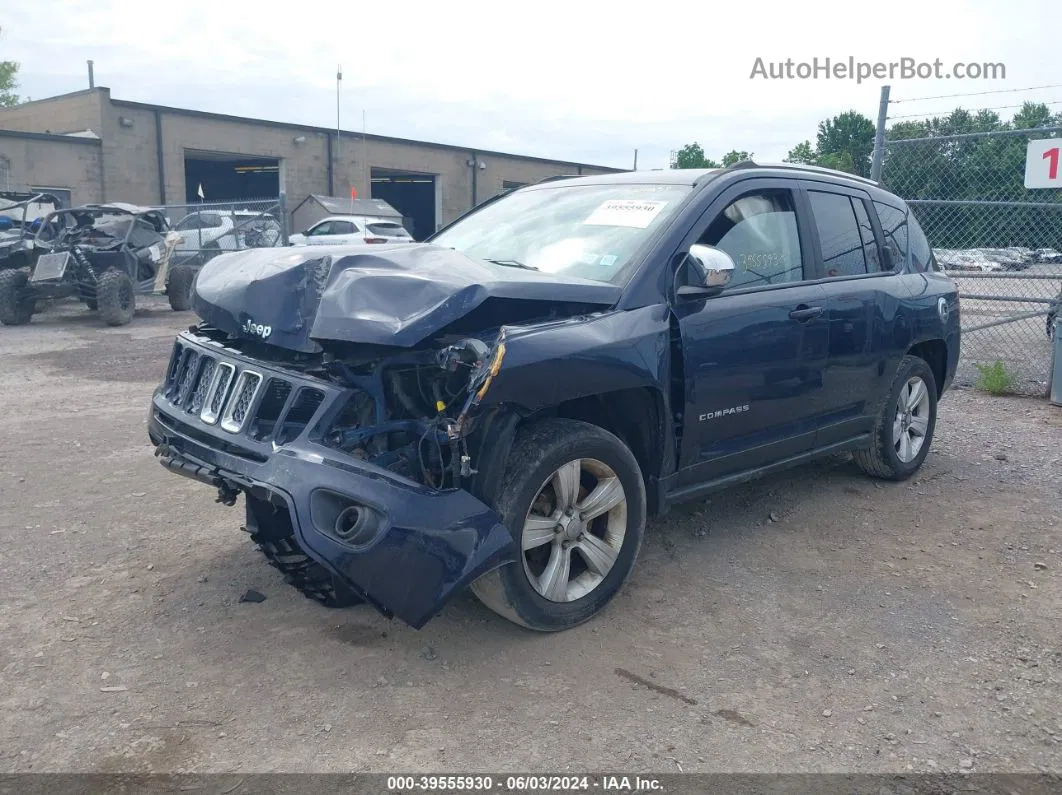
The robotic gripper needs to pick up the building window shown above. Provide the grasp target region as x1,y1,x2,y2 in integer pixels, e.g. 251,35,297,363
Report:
31,187,73,208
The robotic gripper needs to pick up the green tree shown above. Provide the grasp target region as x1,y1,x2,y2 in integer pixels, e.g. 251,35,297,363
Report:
0,27,19,107
816,150,856,174
721,150,753,167
816,110,876,177
784,140,816,164
672,142,720,169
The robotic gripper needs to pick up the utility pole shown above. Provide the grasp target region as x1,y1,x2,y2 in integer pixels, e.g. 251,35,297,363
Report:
633,149,638,171
870,84,890,182
336,65,342,191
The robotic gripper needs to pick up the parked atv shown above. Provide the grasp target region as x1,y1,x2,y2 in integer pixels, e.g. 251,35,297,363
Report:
0,191,63,272
0,203,172,326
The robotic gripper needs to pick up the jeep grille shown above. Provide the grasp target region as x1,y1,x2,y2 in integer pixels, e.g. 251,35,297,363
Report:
161,339,327,443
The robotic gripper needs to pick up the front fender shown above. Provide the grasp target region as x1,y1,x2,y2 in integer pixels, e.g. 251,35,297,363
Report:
481,304,673,412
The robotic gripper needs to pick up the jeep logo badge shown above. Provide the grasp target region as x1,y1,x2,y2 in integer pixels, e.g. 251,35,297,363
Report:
241,318,272,340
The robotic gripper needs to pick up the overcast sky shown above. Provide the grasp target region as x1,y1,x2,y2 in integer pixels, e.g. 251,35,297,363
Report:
3,0,1059,169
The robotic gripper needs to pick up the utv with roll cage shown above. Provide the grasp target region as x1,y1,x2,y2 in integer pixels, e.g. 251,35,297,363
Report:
0,203,171,326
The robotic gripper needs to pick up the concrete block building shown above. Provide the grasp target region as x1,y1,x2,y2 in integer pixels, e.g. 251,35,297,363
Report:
0,87,622,238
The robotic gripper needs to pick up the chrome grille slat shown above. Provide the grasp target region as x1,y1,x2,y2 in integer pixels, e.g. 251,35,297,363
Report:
188,357,217,414
165,342,184,392
200,362,236,425
176,350,201,407
220,370,263,433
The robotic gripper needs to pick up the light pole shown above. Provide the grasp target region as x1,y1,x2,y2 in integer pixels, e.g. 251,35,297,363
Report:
336,65,342,191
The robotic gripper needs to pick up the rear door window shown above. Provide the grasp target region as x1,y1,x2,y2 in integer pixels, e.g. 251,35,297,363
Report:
331,220,357,235
808,190,867,277
851,199,881,272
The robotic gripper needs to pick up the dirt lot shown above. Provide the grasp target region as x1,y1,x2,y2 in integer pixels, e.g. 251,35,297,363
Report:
1,298,1060,775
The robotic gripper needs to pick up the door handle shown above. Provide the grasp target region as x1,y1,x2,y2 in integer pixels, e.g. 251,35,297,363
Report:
789,305,824,321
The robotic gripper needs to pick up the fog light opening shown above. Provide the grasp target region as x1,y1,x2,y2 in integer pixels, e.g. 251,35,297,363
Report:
334,504,373,543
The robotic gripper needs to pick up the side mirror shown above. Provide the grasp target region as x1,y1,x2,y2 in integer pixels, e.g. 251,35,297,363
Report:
677,244,735,298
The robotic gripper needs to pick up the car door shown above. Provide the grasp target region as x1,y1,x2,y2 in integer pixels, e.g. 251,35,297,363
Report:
799,181,890,445
328,219,361,244
671,177,829,486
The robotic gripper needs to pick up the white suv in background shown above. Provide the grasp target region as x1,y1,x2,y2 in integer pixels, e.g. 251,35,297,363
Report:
172,210,283,264
288,215,414,246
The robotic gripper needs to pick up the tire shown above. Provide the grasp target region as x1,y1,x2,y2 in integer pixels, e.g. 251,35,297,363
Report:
470,418,646,632
167,264,196,312
0,268,34,326
854,354,938,481
96,269,136,326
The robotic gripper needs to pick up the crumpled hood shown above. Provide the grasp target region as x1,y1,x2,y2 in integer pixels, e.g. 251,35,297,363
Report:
192,243,622,352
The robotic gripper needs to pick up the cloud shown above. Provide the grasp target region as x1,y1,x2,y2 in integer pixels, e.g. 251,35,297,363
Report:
3,0,1059,169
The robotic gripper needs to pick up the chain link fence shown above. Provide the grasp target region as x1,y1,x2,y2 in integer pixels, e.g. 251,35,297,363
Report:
881,127,1062,396
153,197,288,268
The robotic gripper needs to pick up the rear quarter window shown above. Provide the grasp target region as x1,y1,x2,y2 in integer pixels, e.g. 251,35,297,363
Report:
367,222,408,236
906,211,939,272
873,201,908,271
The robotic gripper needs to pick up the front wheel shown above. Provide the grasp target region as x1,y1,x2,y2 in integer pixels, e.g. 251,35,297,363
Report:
167,263,196,312
854,354,938,481
96,269,136,326
470,418,646,631
0,268,34,326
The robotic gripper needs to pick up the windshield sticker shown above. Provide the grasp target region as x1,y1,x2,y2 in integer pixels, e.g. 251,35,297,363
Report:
583,200,668,229
599,254,618,267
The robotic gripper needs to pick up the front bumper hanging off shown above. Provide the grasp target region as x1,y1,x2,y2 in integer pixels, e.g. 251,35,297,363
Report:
147,331,518,629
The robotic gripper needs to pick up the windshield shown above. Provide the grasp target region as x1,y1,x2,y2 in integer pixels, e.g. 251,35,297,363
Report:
35,211,133,246
175,213,223,231
430,182,692,284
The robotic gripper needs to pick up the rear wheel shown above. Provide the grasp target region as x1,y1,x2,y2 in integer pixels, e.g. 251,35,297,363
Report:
167,264,196,312
96,269,135,326
854,354,938,481
470,419,646,631
0,268,34,326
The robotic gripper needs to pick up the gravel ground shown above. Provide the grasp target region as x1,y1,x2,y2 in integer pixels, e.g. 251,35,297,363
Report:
1,298,1060,775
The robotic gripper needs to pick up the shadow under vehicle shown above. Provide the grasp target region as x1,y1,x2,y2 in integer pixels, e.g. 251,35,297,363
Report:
0,203,172,326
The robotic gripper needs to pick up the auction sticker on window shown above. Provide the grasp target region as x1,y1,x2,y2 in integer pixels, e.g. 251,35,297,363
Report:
584,199,668,228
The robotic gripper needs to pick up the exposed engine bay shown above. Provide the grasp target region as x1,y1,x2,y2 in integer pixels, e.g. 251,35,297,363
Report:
228,328,508,491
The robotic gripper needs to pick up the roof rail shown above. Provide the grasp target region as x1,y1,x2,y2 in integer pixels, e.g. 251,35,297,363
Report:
725,159,879,185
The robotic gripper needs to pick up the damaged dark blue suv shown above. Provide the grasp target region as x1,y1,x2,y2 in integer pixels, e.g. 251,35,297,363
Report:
147,162,960,632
